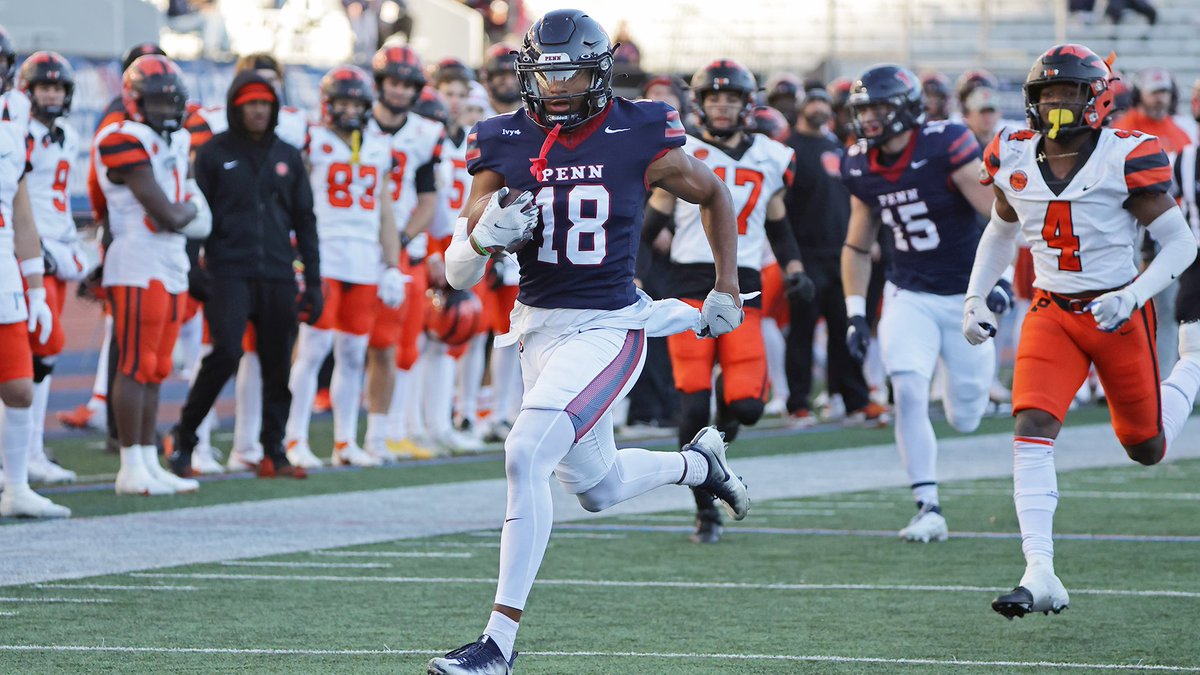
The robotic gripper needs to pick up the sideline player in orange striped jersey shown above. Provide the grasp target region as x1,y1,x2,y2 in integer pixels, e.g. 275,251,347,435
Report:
20,51,101,485
0,29,71,518
283,65,404,469
359,43,444,462
94,55,209,496
645,59,809,544
967,44,1200,619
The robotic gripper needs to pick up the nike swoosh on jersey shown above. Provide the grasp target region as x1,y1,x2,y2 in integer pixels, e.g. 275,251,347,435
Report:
911,159,928,169
604,126,631,134
223,160,238,170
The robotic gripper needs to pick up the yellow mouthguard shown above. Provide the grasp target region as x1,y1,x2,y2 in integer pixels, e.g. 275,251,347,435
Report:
1046,108,1075,140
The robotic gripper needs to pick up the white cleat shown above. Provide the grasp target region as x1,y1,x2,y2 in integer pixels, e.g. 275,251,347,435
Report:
286,440,324,469
115,457,174,496
191,445,226,475
763,397,787,417
0,485,71,518
992,562,1070,619
363,438,394,465
141,446,199,493
226,445,264,472
685,426,750,520
332,442,382,467
27,457,77,484
899,504,949,543
441,429,485,455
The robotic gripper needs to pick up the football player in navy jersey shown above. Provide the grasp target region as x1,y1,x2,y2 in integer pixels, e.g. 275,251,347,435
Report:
840,64,1003,544
429,9,750,674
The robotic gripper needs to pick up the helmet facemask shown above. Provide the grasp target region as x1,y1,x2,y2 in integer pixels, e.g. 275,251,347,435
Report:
1025,80,1096,141
516,55,612,130
850,98,920,147
697,88,752,140
140,91,187,134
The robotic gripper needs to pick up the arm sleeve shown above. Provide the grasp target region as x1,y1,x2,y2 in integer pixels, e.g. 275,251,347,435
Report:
415,159,437,194
445,217,489,289
946,124,982,171
1124,136,1173,198
765,214,802,267
1126,207,1198,306
289,150,320,283
965,206,1022,299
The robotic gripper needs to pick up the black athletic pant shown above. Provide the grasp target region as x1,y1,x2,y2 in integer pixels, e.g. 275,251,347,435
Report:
785,259,870,414
179,277,299,460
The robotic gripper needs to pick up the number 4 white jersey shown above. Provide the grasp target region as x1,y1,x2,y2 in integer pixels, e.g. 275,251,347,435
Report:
306,124,395,284
983,127,1173,294
670,134,795,268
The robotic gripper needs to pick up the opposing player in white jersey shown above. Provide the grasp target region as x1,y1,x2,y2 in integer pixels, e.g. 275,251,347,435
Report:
357,44,442,463
20,51,100,485
966,44,1200,619
180,52,309,474
645,60,811,544
94,55,208,496
284,65,404,469
0,30,71,518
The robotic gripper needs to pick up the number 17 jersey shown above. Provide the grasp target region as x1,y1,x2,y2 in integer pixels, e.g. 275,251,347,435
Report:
841,121,983,295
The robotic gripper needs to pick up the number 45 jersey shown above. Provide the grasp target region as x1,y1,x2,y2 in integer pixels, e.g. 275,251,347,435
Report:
466,98,686,310
841,121,983,295
982,127,1172,294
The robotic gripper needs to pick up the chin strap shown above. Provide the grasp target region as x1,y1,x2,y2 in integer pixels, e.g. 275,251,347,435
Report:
529,123,562,181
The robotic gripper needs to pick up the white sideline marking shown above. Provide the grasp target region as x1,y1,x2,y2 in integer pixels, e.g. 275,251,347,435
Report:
0,644,1196,671
0,597,112,604
769,501,896,509
312,551,472,559
0,612,16,617
128,572,1200,599
751,509,838,516
218,561,390,570
549,532,628,540
33,584,197,592
428,541,500,549
941,488,1200,501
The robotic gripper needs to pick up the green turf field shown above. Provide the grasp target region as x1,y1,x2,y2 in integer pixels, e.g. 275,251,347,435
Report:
4,408,1200,674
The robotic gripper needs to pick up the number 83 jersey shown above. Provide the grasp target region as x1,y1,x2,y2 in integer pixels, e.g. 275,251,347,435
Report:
842,121,983,295
982,127,1172,294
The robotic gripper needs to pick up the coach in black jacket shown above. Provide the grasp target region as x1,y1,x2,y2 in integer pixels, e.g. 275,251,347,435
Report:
167,70,320,478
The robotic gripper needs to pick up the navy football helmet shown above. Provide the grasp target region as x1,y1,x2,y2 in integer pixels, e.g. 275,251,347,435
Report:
692,59,758,139
516,9,616,130
848,64,925,147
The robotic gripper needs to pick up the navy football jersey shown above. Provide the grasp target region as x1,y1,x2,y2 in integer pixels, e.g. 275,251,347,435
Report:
466,98,686,310
841,121,983,295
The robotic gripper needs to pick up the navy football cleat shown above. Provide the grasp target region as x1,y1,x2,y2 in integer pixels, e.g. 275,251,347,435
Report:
428,635,516,675
685,426,750,520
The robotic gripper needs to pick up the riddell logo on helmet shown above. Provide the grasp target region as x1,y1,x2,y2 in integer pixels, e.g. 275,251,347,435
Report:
1010,170,1028,192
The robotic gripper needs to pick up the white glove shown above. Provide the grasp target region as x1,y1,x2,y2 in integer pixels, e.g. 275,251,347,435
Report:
378,266,408,309
26,287,53,345
1087,288,1138,332
962,295,998,345
179,179,212,239
470,187,538,254
699,289,744,338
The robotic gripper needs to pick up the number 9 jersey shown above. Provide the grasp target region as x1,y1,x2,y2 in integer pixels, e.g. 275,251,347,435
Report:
841,121,983,295
981,127,1173,294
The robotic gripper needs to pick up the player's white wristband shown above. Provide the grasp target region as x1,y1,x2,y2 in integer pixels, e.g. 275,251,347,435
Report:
845,294,866,318
19,257,45,278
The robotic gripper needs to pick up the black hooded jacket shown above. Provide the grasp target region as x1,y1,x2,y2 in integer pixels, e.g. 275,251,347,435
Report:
192,71,319,284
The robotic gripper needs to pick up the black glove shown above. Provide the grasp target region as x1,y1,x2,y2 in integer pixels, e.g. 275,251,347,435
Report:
784,271,816,304
846,314,871,362
187,266,211,303
986,278,1015,315
297,282,324,326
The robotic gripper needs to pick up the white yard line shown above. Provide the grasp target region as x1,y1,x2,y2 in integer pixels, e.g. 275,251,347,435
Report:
0,597,112,604
128,571,1200,599
312,551,473,559
0,644,1195,671
3,423,1198,586
941,488,1200,501
218,561,390,570
547,532,628,540
32,584,198,592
